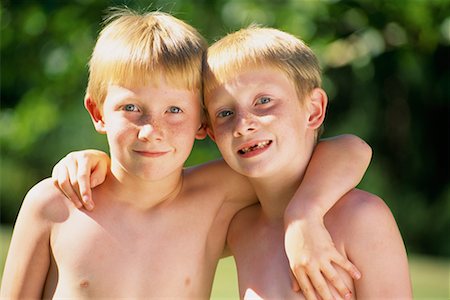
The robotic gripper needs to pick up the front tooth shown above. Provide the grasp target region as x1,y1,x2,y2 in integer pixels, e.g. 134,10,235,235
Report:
257,142,267,148
241,141,269,154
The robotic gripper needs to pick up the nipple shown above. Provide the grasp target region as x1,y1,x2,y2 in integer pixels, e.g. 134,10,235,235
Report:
79,279,90,288
184,277,191,286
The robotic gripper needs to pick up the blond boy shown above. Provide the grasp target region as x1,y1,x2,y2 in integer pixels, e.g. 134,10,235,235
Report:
203,26,412,299
2,9,370,299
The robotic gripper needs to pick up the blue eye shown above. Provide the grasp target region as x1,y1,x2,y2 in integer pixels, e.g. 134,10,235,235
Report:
257,96,271,105
168,106,182,113
123,104,139,112
217,110,234,118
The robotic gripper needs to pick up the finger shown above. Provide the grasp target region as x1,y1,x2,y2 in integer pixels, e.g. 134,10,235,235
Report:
90,160,108,188
67,158,81,199
322,263,352,300
51,163,60,184
296,272,318,300
289,270,301,292
333,253,361,280
77,159,94,211
307,267,334,300
52,167,75,204
56,164,83,208
67,161,83,204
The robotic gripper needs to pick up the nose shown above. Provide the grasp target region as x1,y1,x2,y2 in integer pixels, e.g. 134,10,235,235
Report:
233,113,258,137
138,123,162,141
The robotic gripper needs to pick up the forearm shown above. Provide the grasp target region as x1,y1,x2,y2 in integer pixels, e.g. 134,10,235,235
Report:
285,134,371,221
283,134,369,297
1,231,50,298
1,250,49,299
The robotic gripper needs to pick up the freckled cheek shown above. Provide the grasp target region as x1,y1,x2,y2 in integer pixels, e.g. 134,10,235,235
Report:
105,115,134,129
168,117,194,131
105,121,138,147
214,121,233,138
210,126,232,154
166,119,199,142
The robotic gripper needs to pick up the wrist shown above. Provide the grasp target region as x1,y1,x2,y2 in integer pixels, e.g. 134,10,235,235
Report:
284,200,325,227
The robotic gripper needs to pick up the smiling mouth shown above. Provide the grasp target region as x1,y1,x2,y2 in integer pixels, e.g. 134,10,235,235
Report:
238,140,272,154
134,150,170,157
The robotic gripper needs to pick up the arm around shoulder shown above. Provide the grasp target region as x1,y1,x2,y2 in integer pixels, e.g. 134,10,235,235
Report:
188,158,256,208
1,178,68,299
282,134,371,297
285,134,372,220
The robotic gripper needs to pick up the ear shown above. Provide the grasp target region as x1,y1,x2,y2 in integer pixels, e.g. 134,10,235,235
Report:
195,123,208,140
206,127,216,142
84,95,106,134
306,88,328,129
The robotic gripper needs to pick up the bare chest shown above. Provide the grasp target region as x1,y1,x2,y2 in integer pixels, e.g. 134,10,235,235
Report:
47,208,215,298
231,223,305,299
231,219,354,300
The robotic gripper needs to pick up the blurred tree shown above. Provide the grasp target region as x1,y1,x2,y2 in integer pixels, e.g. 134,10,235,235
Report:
1,0,449,256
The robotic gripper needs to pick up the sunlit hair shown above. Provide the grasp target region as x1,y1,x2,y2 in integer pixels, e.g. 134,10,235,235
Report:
87,8,207,106
203,25,322,104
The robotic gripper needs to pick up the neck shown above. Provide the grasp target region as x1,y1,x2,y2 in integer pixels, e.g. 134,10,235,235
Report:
250,173,303,222
249,145,314,222
99,165,184,210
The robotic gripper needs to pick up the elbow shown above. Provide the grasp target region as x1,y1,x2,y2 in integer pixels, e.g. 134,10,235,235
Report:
359,137,373,169
341,134,372,168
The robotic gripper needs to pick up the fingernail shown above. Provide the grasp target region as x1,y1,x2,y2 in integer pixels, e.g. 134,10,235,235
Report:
84,198,94,210
354,271,361,280
344,292,352,299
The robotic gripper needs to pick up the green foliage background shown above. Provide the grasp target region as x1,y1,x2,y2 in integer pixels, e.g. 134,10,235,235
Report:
1,0,449,258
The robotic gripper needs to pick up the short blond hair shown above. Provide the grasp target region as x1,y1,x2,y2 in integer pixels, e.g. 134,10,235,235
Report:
87,8,207,106
203,25,321,104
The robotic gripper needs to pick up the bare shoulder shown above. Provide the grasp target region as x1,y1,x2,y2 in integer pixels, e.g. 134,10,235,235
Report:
326,189,399,243
185,159,254,204
21,178,72,224
329,189,392,221
327,192,411,298
185,159,248,187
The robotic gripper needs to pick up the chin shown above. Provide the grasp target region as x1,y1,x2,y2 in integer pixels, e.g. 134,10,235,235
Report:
234,162,276,179
130,167,172,181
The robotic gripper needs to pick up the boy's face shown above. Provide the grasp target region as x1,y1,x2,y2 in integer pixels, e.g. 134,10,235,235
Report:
205,66,325,179
86,78,206,181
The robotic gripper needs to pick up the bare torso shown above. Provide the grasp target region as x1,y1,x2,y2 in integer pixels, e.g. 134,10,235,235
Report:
42,164,249,299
